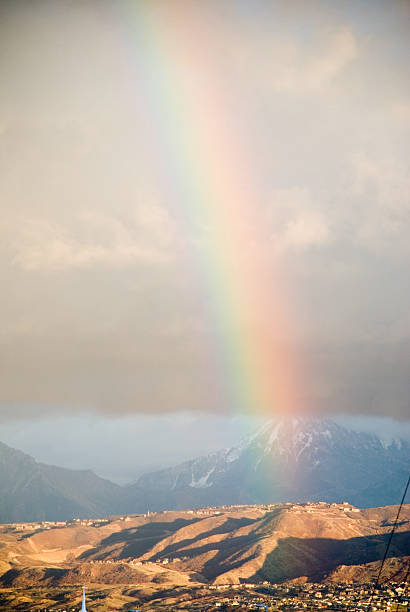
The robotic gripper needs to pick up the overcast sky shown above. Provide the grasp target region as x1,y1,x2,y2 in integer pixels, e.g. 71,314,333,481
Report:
1,1,409,479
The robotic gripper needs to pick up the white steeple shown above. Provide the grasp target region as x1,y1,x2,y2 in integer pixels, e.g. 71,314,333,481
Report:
81,585,87,612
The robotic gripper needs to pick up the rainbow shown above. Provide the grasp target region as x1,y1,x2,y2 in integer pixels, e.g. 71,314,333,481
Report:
116,3,301,419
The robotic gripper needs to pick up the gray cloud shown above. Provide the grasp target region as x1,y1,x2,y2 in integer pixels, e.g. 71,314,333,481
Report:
0,0,409,422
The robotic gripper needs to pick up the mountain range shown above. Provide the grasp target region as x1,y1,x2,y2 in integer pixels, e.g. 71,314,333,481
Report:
133,418,410,511
0,440,125,523
1,418,409,523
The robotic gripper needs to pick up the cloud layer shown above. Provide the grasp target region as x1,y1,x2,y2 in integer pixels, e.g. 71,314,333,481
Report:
0,0,409,421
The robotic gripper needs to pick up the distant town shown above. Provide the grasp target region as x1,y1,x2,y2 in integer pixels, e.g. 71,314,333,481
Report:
0,502,408,611
0,578,408,611
4,500,362,532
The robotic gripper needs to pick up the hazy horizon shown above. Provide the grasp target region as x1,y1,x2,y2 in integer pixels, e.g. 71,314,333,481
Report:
2,412,410,484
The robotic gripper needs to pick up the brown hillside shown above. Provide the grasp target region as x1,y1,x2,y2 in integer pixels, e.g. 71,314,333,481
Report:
0,503,408,589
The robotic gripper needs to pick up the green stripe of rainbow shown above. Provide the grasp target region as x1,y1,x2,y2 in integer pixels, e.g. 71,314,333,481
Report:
117,2,301,418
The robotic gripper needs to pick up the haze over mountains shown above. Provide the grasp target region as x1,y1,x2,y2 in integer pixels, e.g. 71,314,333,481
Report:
1,418,409,523
133,418,410,511
0,441,125,524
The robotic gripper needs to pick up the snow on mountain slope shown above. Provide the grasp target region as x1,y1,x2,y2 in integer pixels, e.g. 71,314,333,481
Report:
133,418,410,510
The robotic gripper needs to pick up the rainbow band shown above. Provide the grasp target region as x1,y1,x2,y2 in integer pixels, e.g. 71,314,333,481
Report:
118,3,300,418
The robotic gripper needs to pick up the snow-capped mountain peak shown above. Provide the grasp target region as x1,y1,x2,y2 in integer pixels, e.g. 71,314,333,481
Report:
237,417,342,464
134,417,410,510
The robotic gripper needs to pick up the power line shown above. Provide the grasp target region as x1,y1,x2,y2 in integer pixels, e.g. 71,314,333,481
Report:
366,473,410,612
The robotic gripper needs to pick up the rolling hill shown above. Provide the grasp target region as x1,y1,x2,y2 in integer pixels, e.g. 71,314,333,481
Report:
0,503,409,586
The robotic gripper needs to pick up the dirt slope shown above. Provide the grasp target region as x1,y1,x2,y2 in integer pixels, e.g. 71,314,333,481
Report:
0,503,408,588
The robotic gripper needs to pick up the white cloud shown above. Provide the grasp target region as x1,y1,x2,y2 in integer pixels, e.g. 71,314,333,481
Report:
268,188,331,252
282,211,331,248
238,27,358,95
350,153,410,253
266,149,410,256
302,28,357,91
6,206,178,271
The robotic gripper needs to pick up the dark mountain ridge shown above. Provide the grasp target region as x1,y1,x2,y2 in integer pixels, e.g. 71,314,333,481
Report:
1,418,409,523
0,440,127,523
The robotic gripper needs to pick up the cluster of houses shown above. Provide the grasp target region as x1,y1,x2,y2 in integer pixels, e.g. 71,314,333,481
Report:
164,581,408,611
3,501,365,535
